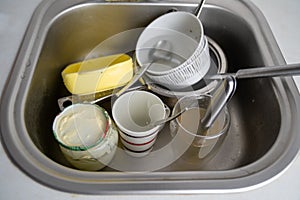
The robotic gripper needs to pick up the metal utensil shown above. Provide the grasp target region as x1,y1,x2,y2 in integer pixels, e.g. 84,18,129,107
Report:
210,63,300,80
146,76,236,130
201,75,236,130
145,105,189,129
194,0,206,18
115,40,172,97
57,85,146,111
201,62,300,130
115,62,153,97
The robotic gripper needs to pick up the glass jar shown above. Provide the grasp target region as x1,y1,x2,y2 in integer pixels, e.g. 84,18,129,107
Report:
170,94,230,163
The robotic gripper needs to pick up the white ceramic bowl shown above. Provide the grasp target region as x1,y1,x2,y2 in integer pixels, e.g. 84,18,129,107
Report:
136,11,210,89
145,36,210,89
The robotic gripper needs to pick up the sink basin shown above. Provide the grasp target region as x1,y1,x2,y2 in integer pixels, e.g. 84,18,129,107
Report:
1,0,300,194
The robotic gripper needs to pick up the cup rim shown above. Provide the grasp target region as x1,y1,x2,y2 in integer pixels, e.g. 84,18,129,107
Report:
112,91,167,137
173,94,231,140
52,104,110,151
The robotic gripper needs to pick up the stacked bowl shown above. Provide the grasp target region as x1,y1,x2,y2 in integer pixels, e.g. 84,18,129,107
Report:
136,11,211,90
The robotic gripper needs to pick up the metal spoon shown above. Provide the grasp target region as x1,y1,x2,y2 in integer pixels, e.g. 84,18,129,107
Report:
144,105,189,129
115,40,172,97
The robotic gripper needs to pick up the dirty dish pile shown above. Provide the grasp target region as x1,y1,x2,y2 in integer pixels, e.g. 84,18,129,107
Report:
57,36,227,110
52,9,221,170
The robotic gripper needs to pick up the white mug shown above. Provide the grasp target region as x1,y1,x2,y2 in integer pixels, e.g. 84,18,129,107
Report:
112,91,169,156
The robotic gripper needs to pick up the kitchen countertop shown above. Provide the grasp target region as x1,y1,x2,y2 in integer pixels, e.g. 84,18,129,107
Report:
0,0,300,199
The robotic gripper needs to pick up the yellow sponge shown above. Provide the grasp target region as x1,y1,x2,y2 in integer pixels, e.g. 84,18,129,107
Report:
62,54,133,95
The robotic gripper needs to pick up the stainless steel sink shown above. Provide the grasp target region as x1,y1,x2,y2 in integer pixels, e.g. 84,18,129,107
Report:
1,0,300,194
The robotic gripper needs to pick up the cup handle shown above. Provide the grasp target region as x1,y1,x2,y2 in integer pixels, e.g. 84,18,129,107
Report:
164,104,171,118
154,104,170,132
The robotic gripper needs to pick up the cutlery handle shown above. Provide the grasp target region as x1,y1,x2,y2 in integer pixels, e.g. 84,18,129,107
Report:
236,63,300,79
116,62,153,97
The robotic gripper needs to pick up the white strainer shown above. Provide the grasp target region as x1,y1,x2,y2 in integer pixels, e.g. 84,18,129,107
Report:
136,11,210,90
145,36,210,89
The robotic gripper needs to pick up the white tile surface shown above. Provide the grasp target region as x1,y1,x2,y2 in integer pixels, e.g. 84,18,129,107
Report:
0,0,300,199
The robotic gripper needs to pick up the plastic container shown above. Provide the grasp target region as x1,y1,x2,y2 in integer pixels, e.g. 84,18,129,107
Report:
52,104,118,171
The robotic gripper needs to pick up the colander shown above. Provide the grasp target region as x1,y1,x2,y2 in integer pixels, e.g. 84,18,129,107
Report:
136,11,210,90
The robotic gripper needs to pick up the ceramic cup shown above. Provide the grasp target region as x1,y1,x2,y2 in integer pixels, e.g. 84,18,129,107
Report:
112,91,170,157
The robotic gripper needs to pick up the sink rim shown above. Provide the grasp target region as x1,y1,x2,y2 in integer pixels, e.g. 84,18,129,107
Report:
1,0,300,194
